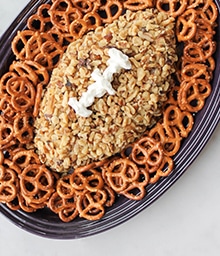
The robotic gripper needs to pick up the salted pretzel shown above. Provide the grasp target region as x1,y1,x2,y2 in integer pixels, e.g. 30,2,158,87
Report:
98,0,123,23
156,0,188,17
123,0,154,10
130,136,163,167
69,166,104,192
13,113,34,144
27,4,53,32
148,123,182,157
83,12,102,30
72,0,101,13
149,155,174,184
19,164,55,206
178,78,212,112
163,104,194,138
76,189,107,220
48,192,78,222
49,0,83,32
102,158,140,193
0,116,14,147
9,60,49,86
12,149,41,169
12,31,63,71
5,76,35,112
0,164,18,203
183,38,216,63
176,8,197,42
69,19,89,39
181,63,212,82
120,168,149,200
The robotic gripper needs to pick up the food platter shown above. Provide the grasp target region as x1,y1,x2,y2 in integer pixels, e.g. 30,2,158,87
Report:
0,0,219,239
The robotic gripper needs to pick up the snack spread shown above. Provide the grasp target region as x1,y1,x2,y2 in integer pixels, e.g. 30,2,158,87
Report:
0,0,218,222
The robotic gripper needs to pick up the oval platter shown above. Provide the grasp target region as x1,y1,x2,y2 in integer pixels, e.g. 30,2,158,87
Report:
0,0,219,239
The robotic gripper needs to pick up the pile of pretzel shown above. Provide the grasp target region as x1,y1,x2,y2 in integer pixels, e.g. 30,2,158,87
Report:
0,0,218,222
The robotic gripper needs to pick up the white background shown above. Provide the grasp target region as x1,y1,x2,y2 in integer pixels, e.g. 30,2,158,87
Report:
0,1,220,255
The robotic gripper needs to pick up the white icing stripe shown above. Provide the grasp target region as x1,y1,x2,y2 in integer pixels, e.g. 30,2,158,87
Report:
68,48,131,117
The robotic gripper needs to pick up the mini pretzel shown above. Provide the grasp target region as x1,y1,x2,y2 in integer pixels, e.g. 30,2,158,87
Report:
120,168,149,200
72,0,101,13
49,0,82,32
57,174,76,199
33,83,43,117
148,123,182,157
156,0,188,17
27,4,53,32
130,136,163,167
0,116,14,147
9,60,49,86
181,63,212,82
149,155,174,184
123,0,154,10
83,12,102,30
76,189,107,220
19,164,54,205
48,192,78,222
69,19,89,39
12,149,41,169
69,166,104,192
176,9,197,42
0,165,18,203
163,105,194,138
183,37,216,62
98,0,123,24
178,79,212,112
5,77,35,112
13,113,34,144
103,158,139,193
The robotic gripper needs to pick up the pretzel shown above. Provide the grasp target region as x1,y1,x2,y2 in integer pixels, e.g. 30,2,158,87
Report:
183,37,216,63
33,83,43,117
13,113,34,144
123,0,154,10
72,0,101,13
120,168,149,200
163,105,194,138
0,164,18,203
176,8,197,42
148,123,182,156
9,60,49,86
130,136,163,167
69,19,89,39
76,189,107,220
83,12,102,30
57,174,76,199
156,0,188,17
178,78,212,112
69,166,104,192
5,77,35,112
98,0,123,23
102,158,140,193
12,149,41,169
49,0,82,32
181,63,212,82
27,4,53,32
19,164,54,205
0,116,14,147
149,155,174,184
48,192,78,222
12,31,63,71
